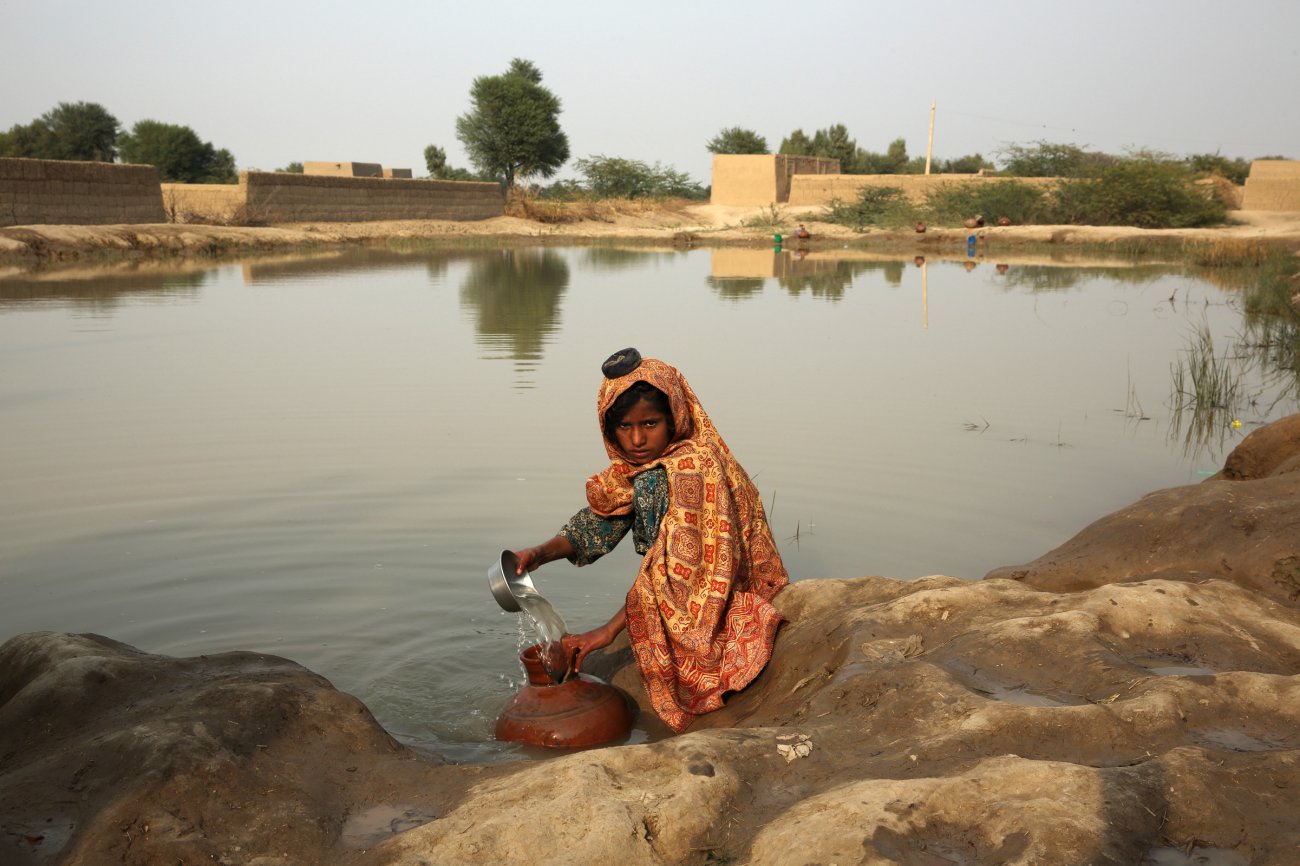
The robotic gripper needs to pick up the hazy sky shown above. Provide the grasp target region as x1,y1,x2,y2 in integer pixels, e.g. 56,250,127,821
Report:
4,0,1297,184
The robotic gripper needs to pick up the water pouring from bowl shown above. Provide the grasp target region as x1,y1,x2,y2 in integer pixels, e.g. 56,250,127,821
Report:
488,549,571,681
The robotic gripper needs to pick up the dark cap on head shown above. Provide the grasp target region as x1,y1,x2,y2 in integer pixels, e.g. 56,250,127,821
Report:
601,348,642,379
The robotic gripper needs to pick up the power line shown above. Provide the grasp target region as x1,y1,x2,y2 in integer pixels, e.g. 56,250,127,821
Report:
943,109,1081,136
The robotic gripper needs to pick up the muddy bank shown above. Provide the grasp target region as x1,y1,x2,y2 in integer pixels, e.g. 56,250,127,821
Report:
2,415,1298,865
3,207,1300,271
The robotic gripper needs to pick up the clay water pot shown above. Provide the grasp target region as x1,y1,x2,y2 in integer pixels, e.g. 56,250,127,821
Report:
495,644,635,749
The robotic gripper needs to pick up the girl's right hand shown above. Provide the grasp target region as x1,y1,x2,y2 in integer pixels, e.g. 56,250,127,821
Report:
513,547,544,574
512,535,575,575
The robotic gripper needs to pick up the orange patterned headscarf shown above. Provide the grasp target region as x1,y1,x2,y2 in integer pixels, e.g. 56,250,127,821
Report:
586,357,788,732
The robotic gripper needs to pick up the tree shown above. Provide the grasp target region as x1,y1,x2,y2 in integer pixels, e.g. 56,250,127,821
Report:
1186,152,1251,185
573,155,704,199
810,124,857,169
998,140,1115,178
277,161,304,173
117,120,238,183
455,58,570,189
705,127,767,155
424,144,447,177
779,129,813,156
933,152,994,174
423,143,483,180
854,137,908,174
0,101,119,161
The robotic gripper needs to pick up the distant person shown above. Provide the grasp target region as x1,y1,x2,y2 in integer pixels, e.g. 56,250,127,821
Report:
511,349,789,733
795,223,811,240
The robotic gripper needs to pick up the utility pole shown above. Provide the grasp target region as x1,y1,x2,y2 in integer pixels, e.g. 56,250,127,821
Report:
925,99,936,176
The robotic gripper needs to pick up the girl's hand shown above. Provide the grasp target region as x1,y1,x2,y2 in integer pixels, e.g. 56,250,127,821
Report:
561,606,627,672
561,626,616,672
513,546,545,574
512,536,575,575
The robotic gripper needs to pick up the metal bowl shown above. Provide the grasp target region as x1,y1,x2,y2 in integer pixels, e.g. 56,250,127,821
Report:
488,549,540,613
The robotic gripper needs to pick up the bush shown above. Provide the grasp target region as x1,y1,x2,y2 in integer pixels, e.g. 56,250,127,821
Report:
924,180,1049,225
998,140,1116,178
1049,159,1228,228
1186,152,1251,185
573,155,704,199
824,186,917,230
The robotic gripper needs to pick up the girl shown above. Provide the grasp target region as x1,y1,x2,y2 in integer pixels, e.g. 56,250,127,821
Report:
513,349,788,733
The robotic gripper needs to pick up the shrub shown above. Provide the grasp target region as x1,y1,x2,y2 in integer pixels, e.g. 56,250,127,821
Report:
573,155,705,199
924,180,1049,226
997,140,1115,178
824,186,916,230
1186,152,1251,185
1049,159,1228,228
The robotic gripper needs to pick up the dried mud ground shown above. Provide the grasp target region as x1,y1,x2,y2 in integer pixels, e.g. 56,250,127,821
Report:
2,412,1299,866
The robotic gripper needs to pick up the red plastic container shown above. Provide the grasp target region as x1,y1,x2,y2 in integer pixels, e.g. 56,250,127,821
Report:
495,644,634,749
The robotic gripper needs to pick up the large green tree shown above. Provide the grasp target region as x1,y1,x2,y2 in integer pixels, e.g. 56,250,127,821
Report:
778,129,814,156
855,137,909,174
0,101,119,161
117,120,237,183
706,127,768,155
810,124,858,170
455,58,570,189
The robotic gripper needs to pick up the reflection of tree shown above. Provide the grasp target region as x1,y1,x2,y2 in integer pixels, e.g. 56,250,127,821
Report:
780,260,890,301
581,248,672,272
458,248,570,363
996,263,1167,293
779,270,851,300
706,276,765,301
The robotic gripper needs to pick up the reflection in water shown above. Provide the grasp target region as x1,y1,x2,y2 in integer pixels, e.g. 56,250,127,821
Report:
458,249,570,384
706,276,766,300
0,268,208,311
579,247,673,272
995,262,1169,293
707,249,912,302
240,247,462,285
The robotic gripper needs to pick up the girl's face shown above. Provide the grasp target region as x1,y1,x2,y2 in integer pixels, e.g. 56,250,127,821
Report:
614,398,671,465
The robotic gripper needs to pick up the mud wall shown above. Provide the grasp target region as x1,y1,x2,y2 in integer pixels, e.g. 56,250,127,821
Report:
1241,160,1300,211
161,183,245,223
789,173,1058,206
241,172,503,222
0,158,166,227
711,155,840,206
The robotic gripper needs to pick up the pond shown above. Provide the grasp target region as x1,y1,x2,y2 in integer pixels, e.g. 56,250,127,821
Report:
1,243,1294,762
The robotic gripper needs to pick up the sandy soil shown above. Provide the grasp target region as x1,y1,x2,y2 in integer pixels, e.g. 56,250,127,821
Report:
3,205,1300,271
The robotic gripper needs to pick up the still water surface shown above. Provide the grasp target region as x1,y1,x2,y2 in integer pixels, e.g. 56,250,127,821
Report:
1,245,1292,761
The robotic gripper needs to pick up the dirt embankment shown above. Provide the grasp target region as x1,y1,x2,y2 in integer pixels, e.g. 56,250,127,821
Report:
4,206,1300,270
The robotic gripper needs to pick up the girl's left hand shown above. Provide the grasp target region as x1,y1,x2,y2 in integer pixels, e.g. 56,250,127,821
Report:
561,626,615,672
